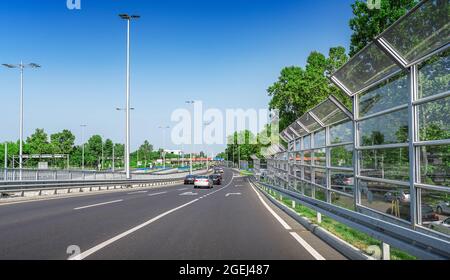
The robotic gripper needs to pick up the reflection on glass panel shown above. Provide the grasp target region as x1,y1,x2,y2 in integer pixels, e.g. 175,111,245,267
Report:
382,0,450,63
315,187,327,202
314,130,326,148
311,99,349,126
304,167,312,182
295,167,302,179
360,147,410,182
419,145,450,187
295,181,303,194
359,109,409,146
303,135,311,150
331,192,355,211
313,149,326,166
304,183,313,197
295,140,301,151
418,49,450,99
333,43,400,94
420,189,450,236
294,152,301,163
324,110,349,126
418,96,450,141
314,168,327,187
358,72,408,117
359,179,411,222
330,121,353,144
299,113,321,132
331,145,353,168
330,170,354,194
304,151,312,165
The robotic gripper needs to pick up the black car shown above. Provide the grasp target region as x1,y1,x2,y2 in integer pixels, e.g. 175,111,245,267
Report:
184,175,197,185
209,174,222,185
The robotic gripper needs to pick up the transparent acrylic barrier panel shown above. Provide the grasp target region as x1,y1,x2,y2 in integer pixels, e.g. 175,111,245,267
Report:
358,71,409,118
419,144,450,187
314,168,327,187
295,140,301,151
303,135,311,150
330,170,354,195
420,188,450,236
359,108,409,146
304,167,312,182
299,113,322,132
311,99,349,126
323,110,349,126
313,148,326,167
304,182,313,197
418,48,450,99
333,43,400,94
315,187,327,202
313,130,326,148
330,144,353,168
359,179,411,222
290,121,307,137
418,95,450,141
330,121,353,144
360,147,410,182
304,151,312,165
331,192,355,211
295,168,302,179
382,0,450,64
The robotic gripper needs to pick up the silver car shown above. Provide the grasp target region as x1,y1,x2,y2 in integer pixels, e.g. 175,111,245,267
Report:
436,201,450,215
429,217,450,235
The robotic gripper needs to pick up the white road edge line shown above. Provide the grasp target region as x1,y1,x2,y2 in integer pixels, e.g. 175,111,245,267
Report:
73,200,123,210
70,175,235,260
248,181,325,260
289,232,325,260
148,192,167,196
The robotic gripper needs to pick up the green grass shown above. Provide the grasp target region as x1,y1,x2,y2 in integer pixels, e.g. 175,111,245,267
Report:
265,188,416,260
239,170,254,176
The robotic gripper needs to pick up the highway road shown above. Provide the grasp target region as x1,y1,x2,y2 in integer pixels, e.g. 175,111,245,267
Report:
0,168,345,260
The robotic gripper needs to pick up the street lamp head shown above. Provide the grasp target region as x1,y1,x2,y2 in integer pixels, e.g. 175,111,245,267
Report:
28,63,41,69
2,64,17,69
119,14,140,20
131,15,141,19
185,101,195,104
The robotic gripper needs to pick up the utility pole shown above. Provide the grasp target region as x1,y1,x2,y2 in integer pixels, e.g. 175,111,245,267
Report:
4,143,7,180
112,144,115,172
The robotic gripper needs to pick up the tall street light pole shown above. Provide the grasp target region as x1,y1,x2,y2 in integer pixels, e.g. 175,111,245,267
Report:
185,101,195,174
2,62,41,180
158,126,170,169
116,107,135,172
80,124,87,170
119,14,140,180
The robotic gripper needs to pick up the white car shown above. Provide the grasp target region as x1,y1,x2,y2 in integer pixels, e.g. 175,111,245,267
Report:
194,176,213,189
429,217,450,235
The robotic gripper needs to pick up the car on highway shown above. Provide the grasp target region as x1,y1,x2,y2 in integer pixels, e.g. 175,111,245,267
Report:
209,174,222,185
184,175,197,185
429,217,450,235
391,204,440,222
214,167,224,174
436,201,450,215
194,175,213,189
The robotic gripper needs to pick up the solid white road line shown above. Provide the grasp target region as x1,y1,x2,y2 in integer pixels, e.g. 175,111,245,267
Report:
127,191,148,195
289,232,325,260
74,200,123,210
69,199,199,260
148,191,167,196
70,175,235,260
177,188,189,191
248,181,325,260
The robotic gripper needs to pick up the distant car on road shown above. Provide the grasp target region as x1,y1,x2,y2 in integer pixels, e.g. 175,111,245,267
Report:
429,217,450,235
436,201,450,215
384,190,410,203
209,174,222,185
194,175,213,189
184,175,197,185
214,167,224,174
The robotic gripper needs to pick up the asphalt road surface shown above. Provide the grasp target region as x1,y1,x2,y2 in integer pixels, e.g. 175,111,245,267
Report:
0,168,345,260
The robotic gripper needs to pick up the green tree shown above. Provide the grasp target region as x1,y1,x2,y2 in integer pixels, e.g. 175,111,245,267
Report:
27,129,52,155
267,48,350,131
85,135,103,168
50,129,75,155
349,0,417,56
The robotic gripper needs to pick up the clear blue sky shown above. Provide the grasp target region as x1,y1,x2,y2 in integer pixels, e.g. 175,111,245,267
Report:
0,0,354,154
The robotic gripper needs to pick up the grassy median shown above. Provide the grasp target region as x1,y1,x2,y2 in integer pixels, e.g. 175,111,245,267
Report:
264,187,416,260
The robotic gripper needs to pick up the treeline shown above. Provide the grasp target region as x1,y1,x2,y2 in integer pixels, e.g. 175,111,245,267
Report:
0,128,177,170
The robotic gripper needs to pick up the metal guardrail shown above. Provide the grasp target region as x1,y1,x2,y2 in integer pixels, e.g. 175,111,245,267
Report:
0,168,209,182
251,178,450,260
0,178,183,198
